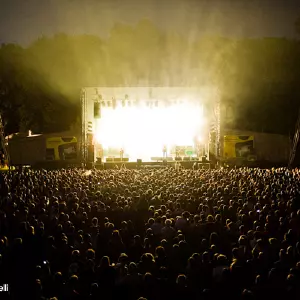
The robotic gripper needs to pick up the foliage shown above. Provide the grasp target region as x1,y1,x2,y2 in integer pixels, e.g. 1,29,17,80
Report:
0,19,300,135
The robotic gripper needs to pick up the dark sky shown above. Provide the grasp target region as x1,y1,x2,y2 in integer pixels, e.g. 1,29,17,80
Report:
1,0,299,45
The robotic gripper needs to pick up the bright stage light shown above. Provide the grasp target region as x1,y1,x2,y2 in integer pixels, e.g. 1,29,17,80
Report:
94,101,206,161
197,136,203,143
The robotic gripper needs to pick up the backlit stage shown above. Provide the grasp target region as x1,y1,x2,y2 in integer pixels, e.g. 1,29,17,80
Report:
81,87,220,164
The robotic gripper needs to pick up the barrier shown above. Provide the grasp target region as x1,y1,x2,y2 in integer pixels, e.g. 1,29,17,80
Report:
95,160,211,170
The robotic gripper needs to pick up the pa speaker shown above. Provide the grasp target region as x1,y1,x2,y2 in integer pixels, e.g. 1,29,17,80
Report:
86,162,94,169
94,102,101,119
87,146,95,163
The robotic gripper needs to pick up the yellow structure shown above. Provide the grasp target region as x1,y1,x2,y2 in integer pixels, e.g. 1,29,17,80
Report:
46,136,77,160
8,134,78,166
223,135,255,160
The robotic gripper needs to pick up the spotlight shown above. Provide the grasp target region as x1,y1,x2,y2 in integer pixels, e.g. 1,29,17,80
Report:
197,136,203,143
87,121,93,133
112,97,116,109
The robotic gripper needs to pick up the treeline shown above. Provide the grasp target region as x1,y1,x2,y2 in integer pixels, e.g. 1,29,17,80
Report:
0,19,300,135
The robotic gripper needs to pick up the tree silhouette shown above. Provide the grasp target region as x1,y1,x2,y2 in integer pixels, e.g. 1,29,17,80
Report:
0,19,299,135
295,16,300,35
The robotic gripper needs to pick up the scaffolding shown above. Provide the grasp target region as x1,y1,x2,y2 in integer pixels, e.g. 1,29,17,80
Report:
80,87,221,164
213,94,221,158
288,106,300,168
80,88,88,164
0,114,9,166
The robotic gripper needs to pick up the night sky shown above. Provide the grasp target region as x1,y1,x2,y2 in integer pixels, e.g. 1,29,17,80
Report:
1,0,300,45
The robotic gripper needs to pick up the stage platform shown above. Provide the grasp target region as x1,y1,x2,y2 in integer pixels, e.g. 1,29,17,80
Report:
93,160,211,170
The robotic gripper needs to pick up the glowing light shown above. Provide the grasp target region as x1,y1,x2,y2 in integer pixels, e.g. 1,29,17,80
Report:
197,136,203,143
94,101,206,161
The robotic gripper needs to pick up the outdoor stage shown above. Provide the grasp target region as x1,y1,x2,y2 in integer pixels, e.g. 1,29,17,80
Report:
81,87,221,165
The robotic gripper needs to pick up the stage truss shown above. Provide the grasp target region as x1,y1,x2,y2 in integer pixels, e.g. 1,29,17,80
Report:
80,87,221,163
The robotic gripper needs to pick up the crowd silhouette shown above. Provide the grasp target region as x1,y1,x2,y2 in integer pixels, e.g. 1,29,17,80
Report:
0,166,300,299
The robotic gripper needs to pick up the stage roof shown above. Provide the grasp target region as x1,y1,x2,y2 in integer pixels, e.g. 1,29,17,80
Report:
82,86,218,105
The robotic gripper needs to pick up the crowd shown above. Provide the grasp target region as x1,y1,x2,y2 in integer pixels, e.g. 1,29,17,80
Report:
0,166,300,299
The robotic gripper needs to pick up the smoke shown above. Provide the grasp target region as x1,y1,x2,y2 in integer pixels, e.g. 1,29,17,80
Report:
12,1,243,94
2,0,299,135
10,0,291,97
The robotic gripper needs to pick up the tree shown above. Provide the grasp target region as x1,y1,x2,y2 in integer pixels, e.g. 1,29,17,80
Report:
1,20,300,136
295,16,300,35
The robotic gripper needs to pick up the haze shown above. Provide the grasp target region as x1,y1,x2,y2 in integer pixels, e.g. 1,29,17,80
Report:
0,0,299,45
